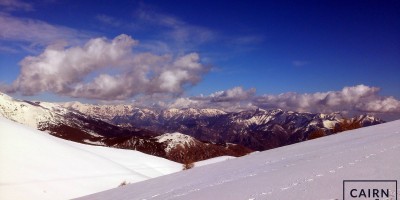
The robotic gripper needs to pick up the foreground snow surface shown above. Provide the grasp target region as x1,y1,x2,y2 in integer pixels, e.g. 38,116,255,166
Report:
0,117,181,200
79,120,400,200
194,156,236,167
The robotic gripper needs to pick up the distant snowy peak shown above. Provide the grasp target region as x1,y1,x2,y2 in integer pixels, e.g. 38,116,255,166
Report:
237,113,274,126
156,132,195,144
162,108,227,119
156,132,196,153
200,108,227,116
62,102,135,121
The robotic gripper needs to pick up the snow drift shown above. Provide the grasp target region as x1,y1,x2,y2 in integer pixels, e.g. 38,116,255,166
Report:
78,120,400,200
0,117,181,200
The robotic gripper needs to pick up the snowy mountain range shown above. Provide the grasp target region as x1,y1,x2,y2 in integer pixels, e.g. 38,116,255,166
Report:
0,92,251,163
62,101,383,150
0,92,383,157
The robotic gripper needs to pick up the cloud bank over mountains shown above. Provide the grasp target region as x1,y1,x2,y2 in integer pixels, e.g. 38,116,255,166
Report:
166,85,400,118
252,85,400,114
5,34,209,100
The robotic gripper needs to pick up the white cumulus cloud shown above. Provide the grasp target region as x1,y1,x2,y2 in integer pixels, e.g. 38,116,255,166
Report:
6,34,209,100
209,87,256,102
252,85,400,115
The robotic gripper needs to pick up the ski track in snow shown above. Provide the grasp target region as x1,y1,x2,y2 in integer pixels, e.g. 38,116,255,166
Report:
244,134,400,200
149,144,400,200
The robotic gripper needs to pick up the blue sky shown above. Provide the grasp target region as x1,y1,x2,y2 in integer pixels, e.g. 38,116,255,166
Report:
0,0,399,118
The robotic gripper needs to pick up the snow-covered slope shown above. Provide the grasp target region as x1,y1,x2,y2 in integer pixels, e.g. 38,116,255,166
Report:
0,117,181,200
194,156,235,167
78,120,400,200
0,92,66,128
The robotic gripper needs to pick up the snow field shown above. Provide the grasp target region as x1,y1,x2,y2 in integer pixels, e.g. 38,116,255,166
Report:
0,117,181,200
78,120,400,200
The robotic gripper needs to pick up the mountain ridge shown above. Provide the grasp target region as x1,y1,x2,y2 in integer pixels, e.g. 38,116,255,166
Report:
108,107,383,150
1,92,383,153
